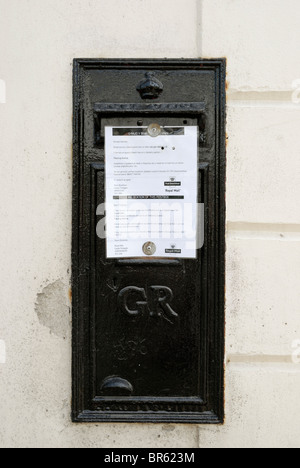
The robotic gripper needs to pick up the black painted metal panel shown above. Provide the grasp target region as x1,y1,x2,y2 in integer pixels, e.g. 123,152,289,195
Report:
72,59,226,423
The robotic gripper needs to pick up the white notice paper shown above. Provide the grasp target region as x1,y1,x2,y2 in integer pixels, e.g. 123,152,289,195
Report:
105,126,198,259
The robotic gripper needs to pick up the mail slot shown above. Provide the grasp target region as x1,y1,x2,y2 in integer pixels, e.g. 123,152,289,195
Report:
72,59,226,423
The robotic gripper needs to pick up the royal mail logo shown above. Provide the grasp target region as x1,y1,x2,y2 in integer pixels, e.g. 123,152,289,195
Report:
164,177,181,187
165,244,182,254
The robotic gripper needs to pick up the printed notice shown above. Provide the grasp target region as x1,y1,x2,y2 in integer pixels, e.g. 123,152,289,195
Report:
105,126,198,259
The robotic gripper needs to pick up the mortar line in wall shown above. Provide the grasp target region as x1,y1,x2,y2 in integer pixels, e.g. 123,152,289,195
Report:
196,0,203,57
228,101,300,109
228,222,300,231
197,426,201,449
227,223,300,241
227,355,294,364
228,90,293,101
195,425,200,448
227,90,300,109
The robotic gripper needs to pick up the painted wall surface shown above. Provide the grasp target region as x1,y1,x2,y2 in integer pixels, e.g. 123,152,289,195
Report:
0,0,299,448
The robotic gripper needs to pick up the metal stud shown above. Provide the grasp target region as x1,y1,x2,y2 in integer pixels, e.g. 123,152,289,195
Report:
147,123,161,138
142,242,156,256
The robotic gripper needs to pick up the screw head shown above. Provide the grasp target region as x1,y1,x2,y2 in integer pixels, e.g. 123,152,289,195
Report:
147,123,161,138
142,242,156,256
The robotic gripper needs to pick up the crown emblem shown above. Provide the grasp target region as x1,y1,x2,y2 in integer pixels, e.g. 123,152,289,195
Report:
137,72,164,100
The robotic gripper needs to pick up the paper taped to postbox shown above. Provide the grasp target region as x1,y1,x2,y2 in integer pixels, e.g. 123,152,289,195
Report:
105,126,198,259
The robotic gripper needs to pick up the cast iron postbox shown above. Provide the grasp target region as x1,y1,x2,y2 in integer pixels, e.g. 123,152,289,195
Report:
72,59,226,423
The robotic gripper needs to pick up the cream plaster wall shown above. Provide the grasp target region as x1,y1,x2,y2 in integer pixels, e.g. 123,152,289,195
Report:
0,0,299,448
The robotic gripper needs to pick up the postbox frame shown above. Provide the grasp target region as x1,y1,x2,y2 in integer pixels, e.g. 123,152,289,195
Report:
72,59,226,424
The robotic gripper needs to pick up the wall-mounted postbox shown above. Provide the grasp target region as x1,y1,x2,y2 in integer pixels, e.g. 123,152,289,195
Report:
72,59,226,423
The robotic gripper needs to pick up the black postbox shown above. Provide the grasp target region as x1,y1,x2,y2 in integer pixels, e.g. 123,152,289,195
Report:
72,59,226,423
